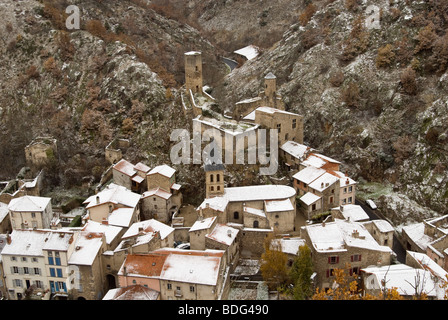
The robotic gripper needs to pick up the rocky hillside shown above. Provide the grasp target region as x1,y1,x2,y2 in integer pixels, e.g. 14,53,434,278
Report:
209,0,448,224
0,0,447,225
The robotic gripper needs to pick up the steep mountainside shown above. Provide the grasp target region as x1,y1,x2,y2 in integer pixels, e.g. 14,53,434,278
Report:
209,0,448,224
0,0,447,225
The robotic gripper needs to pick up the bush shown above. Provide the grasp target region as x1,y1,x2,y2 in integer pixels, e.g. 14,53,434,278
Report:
415,23,437,53
376,44,395,68
299,3,317,26
400,67,417,95
341,82,360,108
329,70,345,87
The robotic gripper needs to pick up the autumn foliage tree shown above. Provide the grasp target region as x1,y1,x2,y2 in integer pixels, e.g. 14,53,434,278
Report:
260,235,289,291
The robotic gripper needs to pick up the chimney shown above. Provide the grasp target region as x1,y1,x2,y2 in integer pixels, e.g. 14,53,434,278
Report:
346,178,349,185
102,218,108,225
96,196,100,204
352,230,359,238
227,230,232,237
6,233,11,244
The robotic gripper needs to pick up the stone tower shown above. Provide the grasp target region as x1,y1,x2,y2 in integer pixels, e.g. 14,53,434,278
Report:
264,72,277,105
204,163,225,199
185,51,203,94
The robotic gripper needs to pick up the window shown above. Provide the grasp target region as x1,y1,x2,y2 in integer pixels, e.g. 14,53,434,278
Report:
348,186,353,193
21,257,27,262
167,283,172,290
190,286,195,293
32,257,38,263
11,257,17,261
351,255,362,262
23,267,29,274
35,280,43,289
329,196,334,204
153,197,156,201
328,256,339,264
348,197,352,203
34,268,40,275
292,119,297,129
216,174,220,182
344,188,347,194
210,174,214,183
56,268,63,278
31,212,36,218
312,204,316,211
14,279,23,287
233,212,239,219
326,269,335,278
277,123,281,132
12,266,19,274
50,268,56,277
253,220,259,228
55,252,61,266
210,186,214,192
48,255,54,265
217,186,220,191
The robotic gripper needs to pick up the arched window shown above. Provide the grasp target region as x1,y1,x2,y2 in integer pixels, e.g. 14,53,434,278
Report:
210,174,214,183
210,186,214,191
253,220,259,228
233,212,239,220
216,174,220,182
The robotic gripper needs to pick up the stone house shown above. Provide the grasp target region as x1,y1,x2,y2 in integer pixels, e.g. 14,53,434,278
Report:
300,219,393,290
117,248,230,300
112,159,150,193
82,183,141,229
362,219,395,249
141,187,174,224
205,223,240,272
271,237,307,267
401,214,448,271
68,230,108,300
189,216,218,250
24,137,58,173
330,204,370,223
8,195,55,230
103,284,160,300
280,141,313,171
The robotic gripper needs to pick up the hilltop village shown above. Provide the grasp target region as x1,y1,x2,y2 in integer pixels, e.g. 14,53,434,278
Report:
0,51,447,301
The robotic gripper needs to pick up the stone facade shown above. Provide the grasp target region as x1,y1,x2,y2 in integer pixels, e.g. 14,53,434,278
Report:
185,51,203,95
24,137,57,172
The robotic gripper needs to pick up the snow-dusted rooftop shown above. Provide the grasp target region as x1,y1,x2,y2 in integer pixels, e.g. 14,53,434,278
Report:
361,264,440,298
68,231,104,266
8,195,51,212
122,219,174,241
293,166,326,184
264,199,294,212
332,204,369,222
300,192,321,206
305,219,392,253
402,222,433,252
280,141,312,161
223,184,296,203
108,207,135,228
206,224,239,247
82,220,122,245
0,202,9,222
2,230,55,256
308,172,339,192
142,187,172,200
189,216,217,233
83,183,140,210
148,164,176,178
103,285,159,300
197,196,229,213
244,206,266,218
271,237,306,255
234,45,259,60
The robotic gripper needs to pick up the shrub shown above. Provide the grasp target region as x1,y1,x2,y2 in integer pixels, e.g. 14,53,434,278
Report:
376,44,395,68
341,82,360,108
329,70,345,87
299,3,317,26
393,135,415,164
400,67,417,95
415,23,437,53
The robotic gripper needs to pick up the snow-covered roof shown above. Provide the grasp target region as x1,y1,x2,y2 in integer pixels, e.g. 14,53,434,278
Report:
42,231,75,251
84,183,141,210
134,162,151,173
189,216,217,232
300,192,321,206
293,166,326,184
68,232,104,266
402,222,433,252
159,249,224,286
107,207,135,228
8,195,51,212
264,72,276,79
255,106,298,117
206,224,239,246
185,51,201,56
120,249,225,286
308,172,339,192
271,237,306,255
264,199,294,212
332,204,369,222
122,219,174,241
223,185,296,203
244,206,266,218
197,197,229,212
333,171,357,186
280,141,312,160
234,45,259,60
2,230,52,256
82,220,122,245
301,154,327,169
361,264,440,298
103,285,159,300
148,164,176,178
406,251,448,281
305,219,392,253
142,187,172,200
113,159,137,177
371,219,395,233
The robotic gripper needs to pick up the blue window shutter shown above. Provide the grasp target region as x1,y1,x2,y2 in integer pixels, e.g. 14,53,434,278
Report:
57,269,62,277
62,282,67,292
48,257,54,265
50,281,55,293
55,257,61,266
50,268,55,277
